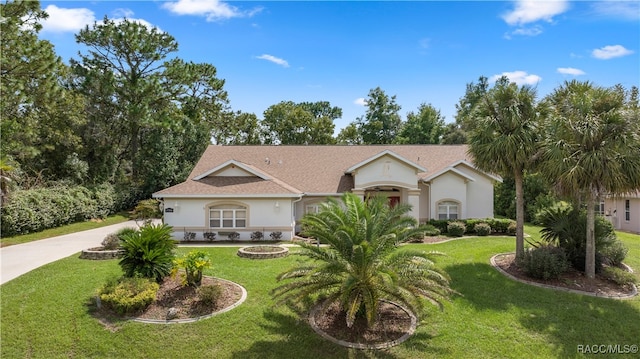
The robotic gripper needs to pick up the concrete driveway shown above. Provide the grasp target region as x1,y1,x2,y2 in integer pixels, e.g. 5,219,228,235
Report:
1,221,142,285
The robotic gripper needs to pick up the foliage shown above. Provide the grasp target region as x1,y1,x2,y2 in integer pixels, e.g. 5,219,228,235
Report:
212,110,262,145
600,240,629,267
262,101,340,144
203,231,217,242
0,184,116,236
250,231,264,241
396,103,446,144
440,123,467,144
468,76,540,259
353,87,403,144
269,231,283,241
447,221,467,237
424,218,514,235
101,234,121,250
173,250,212,287
98,277,159,315
227,232,240,241
540,80,640,278
273,193,454,328
601,267,637,286
423,224,441,236
517,246,570,280
335,123,362,145
197,284,222,306
474,223,492,236
536,204,617,273
494,173,557,223
183,232,196,241
454,75,490,135
507,222,517,236
119,224,176,282
131,199,162,224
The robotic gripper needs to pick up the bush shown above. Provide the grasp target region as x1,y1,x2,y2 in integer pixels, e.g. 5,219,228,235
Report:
517,246,570,280
423,224,441,236
601,267,638,286
270,231,282,240
600,240,628,267
101,233,121,250
183,231,196,241
119,224,176,282
132,199,162,224
423,219,449,233
203,232,217,242
227,232,240,241
173,250,212,287
197,284,222,306
474,223,492,236
506,222,517,236
98,277,159,315
115,227,137,240
447,221,466,237
250,231,264,241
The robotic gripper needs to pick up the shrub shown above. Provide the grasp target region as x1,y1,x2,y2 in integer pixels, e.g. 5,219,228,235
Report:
132,199,161,224
270,231,282,240
474,223,492,236
101,233,121,250
423,224,441,236
423,219,449,233
183,231,196,241
601,267,638,286
119,224,176,282
227,232,240,241
98,277,159,315
197,284,222,306
115,227,137,240
517,246,569,280
447,221,466,237
203,232,217,242
506,222,517,236
250,231,264,241
600,240,628,267
173,250,212,287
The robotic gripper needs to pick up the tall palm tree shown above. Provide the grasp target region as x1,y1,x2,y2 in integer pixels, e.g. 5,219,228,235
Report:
272,193,454,329
540,80,640,279
467,77,540,259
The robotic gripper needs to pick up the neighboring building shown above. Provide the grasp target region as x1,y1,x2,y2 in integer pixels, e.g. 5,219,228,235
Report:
603,192,640,234
153,145,501,240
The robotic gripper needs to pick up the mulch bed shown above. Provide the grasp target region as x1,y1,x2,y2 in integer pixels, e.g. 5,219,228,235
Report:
493,253,635,297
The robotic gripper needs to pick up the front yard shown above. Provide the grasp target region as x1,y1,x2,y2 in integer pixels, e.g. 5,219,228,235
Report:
1,227,639,358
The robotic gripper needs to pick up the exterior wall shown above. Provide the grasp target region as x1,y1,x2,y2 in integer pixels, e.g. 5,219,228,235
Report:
352,155,418,189
418,182,430,223
162,197,294,240
215,166,253,176
454,165,496,219
604,197,640,234
429,172,468,219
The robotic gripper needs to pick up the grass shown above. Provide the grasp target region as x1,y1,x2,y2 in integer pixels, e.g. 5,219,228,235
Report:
1,226,639,358
0,213,130,247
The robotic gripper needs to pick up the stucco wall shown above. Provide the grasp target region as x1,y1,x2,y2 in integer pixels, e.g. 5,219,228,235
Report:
418,182,431,222
604,197,640,234
353,155,418,189
455,164,496,219
162,197,294,240
429,172,468,219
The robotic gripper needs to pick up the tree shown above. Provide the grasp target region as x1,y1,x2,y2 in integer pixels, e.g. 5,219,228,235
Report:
440,123,467,144
262,101,340,144
454,75,490,135
396,103,446,144
272,193,454,328
212,111,262,145
336,123,362,145
467,77,540,259
355,87,402,144
540,81,640,278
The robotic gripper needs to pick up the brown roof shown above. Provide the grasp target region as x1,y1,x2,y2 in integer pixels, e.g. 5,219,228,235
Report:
155,145,473,197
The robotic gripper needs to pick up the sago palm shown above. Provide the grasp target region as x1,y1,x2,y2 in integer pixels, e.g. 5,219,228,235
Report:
272,193,454,329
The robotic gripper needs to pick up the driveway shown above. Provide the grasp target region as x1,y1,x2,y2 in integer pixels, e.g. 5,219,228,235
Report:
1,221,142,285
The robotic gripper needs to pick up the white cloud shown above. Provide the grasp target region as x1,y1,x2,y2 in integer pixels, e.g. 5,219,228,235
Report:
113,8,135,18
592,45,634,59
256,54,289,68
490,71,542,85
557,67,586,76
162,0,261,21
41,5,95,33
502,0,569,26
354,98,367,106
591,0,640,21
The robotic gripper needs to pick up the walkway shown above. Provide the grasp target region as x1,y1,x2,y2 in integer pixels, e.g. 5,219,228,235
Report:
1,221,141,285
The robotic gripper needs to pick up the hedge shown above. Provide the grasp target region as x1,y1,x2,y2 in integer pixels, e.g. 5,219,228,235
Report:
423,218,515,236
0,183,117,236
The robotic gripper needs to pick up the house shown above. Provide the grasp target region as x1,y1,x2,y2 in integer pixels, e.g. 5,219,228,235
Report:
603,192,640,234
152,145,501,240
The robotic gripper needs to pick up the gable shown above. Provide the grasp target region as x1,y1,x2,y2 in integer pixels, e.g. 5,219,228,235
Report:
351,154,422,189
193,160,270,180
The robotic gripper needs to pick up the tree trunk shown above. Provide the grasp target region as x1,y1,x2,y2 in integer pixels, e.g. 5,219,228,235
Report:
514,170,525,259
585,192,596,279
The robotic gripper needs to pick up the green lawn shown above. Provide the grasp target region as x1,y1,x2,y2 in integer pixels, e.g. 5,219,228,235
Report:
1,227,639,358
0,213,130,247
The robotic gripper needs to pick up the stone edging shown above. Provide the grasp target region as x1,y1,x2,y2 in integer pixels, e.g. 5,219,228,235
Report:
131,276,248,324
308,300,417,350
79,248,121,260
490,253,638,300
237,246,289,259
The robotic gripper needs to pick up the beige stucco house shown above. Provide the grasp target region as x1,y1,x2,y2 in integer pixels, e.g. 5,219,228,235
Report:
153,145,501,240
603,192,640,234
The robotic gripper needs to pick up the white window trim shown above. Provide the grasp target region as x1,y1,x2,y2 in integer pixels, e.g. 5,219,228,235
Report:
208,204,247,229
625,200,630,222
437,200,460,220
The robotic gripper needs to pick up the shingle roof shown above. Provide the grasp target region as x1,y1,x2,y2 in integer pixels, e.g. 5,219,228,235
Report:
154,145,474,197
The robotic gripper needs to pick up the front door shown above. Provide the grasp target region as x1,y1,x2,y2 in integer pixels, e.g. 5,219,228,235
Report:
388,196,400,208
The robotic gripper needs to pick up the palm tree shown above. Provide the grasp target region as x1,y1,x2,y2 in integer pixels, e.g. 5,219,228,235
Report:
272,193,454,329
540,81,640,279
467,77,540,259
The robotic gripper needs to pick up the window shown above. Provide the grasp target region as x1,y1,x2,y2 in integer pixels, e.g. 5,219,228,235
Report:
595,201,605,216
438,201,459,220
305,204,321,215
209,204,246,228
625,200,630,221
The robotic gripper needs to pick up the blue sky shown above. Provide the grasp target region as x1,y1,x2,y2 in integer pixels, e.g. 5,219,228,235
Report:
38,1,639,132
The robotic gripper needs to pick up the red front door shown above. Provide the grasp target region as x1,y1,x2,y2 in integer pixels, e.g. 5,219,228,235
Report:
388,196,400,208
